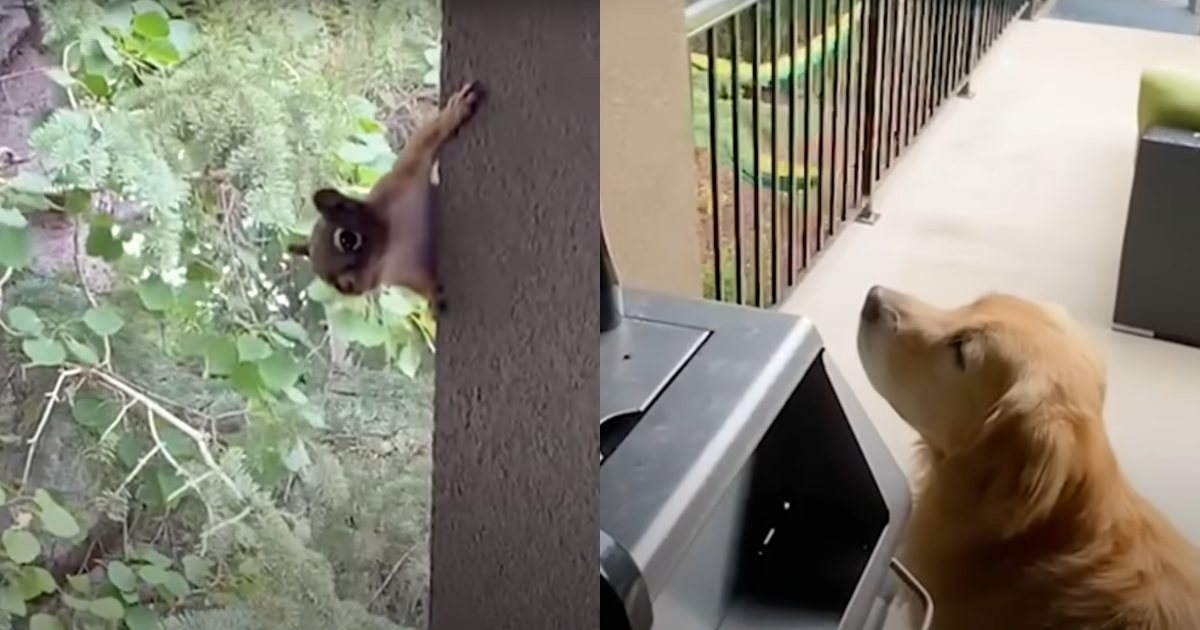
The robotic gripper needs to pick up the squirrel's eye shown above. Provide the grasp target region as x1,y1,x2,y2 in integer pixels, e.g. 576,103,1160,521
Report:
333,228,362,253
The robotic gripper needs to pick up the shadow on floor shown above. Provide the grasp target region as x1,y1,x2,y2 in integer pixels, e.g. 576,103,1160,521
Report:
1047,0,1199,35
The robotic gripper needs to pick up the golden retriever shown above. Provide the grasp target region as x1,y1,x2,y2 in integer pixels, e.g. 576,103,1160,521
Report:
856,286,1200,630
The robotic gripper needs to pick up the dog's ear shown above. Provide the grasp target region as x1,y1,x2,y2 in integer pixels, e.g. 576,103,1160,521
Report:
972,381,1080,539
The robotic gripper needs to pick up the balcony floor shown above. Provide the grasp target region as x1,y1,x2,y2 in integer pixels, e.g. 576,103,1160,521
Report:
781,18,1200,541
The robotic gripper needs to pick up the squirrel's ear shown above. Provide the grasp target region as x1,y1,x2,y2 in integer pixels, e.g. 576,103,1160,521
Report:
287,242,310,257
312,188,364,218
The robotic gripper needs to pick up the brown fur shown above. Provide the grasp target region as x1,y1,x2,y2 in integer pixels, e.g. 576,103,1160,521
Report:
856,286,1200,630
289,81,482,310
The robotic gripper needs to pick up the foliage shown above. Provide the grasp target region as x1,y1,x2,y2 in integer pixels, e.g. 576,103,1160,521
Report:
0,1,443,628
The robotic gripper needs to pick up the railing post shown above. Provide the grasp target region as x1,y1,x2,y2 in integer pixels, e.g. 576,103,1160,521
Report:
958,0,980,98
856,0,884,224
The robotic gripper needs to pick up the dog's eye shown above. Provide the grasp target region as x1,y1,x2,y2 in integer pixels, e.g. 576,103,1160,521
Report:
948,338,968,369
333,228,362,253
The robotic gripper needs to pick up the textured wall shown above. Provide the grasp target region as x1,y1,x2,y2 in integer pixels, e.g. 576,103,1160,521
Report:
601,0,702,297
431,2,597,629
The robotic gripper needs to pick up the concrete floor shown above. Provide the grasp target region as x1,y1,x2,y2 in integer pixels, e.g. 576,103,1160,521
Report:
1047,0,1200,36
781,18,1200,545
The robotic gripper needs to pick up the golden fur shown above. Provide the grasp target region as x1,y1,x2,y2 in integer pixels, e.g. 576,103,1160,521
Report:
856,286,1200,630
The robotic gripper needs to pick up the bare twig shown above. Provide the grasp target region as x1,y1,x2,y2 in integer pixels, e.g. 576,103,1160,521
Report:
199,506,252,543
72,216,113,365
89,369,241,498
114,440,163,496
0,267,18,336
22,368,84,487
0,68,43,83
370,543,420,604
98,398,138,443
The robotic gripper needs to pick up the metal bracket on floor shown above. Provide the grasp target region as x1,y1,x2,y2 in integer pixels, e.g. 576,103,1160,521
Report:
1112,323,1156,338
855,204,880,225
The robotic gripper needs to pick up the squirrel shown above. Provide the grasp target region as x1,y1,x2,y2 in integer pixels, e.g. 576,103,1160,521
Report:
288,81,483,312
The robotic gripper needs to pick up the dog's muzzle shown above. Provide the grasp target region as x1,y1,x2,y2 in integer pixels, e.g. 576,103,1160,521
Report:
861,285,888,325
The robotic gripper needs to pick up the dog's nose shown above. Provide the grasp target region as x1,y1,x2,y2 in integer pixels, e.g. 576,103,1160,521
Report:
862,285,886,324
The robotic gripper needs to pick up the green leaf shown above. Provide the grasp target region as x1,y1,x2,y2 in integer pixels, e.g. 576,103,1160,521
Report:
9,171,52,194
137,275,174,311
0,225,31,270
22,566,57,595
71,396,114,431
347,95,378,120
272,319,311,346
184,260,219,284
44,67,74,86
0,586,24,615
89,597,125,620
83,305,125,337
64,337,101,365
379,288,419,317
66,573,91,593
6,306,44,335
139,37,180,65
92,30,124,65
132,0,168,17
305,277,339,303
257,352,301,391
328,309,386,347
203,337,238,377
2,529,40,564
155,467,183,507
103,3,134,32
34,489,81,539
424,46,441,67
29,613,64,630
85,222,124,262
161,570,190,599
124,606,159,630
135,548,173,569
335,141,379,165
131,11,169,39
136,564,168,586
80,74,110,99
299,406,326,429
0,208,27,228
283,386,308,405
21,338,66,366
106,561,137,593
63,189,92,215
62,592,90,610
282,439,311,473
229,362,263,398
286,10,324,38
235,334,271,362
116,434,144,469
7,191,48,212
167,19,199,55
397,342,422,378
181,555,210,586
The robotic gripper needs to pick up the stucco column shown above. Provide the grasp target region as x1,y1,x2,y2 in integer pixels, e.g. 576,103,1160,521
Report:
602,0,703,298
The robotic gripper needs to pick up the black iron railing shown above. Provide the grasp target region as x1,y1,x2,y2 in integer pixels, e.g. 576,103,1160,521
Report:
687,0,1032,307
